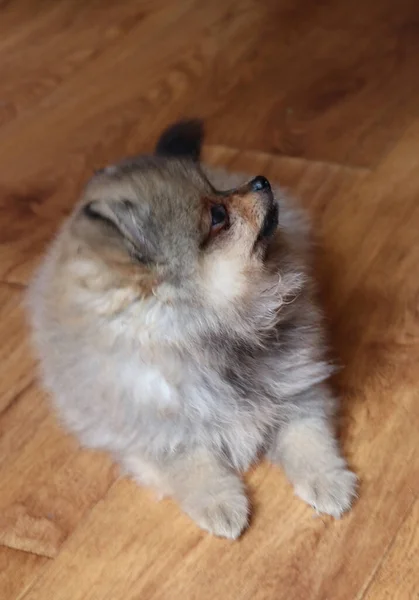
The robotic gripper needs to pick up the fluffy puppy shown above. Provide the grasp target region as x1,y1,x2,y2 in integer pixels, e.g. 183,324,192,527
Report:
27,121,356,539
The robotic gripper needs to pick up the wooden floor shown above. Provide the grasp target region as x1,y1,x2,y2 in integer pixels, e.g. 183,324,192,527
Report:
1,1,419,598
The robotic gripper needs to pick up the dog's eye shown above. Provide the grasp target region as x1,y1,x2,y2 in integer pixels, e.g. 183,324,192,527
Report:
210,204,228,233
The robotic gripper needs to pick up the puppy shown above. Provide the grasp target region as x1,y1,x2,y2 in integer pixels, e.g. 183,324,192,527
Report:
27,121,357,539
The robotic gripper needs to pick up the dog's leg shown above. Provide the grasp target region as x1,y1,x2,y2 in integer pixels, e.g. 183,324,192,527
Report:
124,448,249,539
268,384,357,517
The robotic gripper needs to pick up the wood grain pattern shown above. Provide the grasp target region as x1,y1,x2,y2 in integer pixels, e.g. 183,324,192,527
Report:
0,547,48,600
363,499,419,600
0,0,418,187
0,284,35,412
0,398,116,558
0,285,116,560
0,0,418,598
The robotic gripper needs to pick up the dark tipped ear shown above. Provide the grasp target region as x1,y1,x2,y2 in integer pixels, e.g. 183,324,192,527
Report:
82,199,156,261
155,119,204,162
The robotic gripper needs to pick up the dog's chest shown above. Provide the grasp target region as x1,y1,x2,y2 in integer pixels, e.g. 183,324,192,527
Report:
121,349,272,464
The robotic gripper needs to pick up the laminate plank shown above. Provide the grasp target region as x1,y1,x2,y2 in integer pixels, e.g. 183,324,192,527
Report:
0,0,418,189
0,1,153,128
362,500,419,600
0,285,35,413
0,402,116,558
0,318,116,559
0,547,48,600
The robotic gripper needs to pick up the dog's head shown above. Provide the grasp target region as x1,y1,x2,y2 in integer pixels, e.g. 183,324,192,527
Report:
68,121,289,343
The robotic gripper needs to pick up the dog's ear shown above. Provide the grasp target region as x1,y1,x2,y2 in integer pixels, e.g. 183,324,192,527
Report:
82,198,156,262
155,119,204,162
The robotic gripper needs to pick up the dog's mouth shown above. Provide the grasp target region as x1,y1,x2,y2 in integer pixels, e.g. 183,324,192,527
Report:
259,202,279,240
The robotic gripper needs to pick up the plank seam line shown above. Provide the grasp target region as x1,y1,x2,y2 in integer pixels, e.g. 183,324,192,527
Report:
15,477,121,600
204,144,372,174
356,495,418,600
0,378,34,419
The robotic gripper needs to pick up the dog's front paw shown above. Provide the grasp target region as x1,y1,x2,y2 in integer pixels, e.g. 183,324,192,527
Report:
294,467,358,518
194,495,249,539
184,485,249,539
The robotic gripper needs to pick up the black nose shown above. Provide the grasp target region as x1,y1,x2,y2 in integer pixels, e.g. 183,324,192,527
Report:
250,175,271,192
